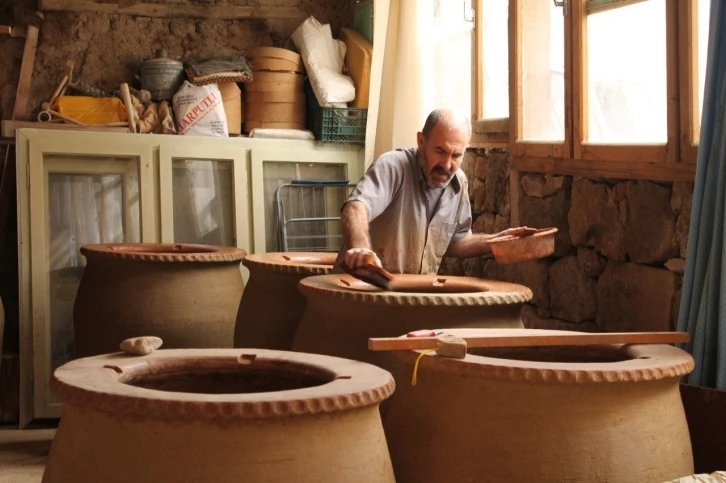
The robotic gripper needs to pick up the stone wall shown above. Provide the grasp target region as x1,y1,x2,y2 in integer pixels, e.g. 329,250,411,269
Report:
441,149,693,333
0,0,352,120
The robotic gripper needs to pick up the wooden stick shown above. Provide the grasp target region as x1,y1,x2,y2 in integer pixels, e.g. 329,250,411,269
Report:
46,109,86,126
120,83,137,133
368,331,691,352
12,25,39,120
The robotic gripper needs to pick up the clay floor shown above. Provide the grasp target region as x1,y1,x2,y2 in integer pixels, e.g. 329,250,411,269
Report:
0,424,56,483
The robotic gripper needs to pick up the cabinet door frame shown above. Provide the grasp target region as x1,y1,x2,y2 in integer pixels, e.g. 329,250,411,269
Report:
16,129,155,425
249,144,364,254
158,143,252,255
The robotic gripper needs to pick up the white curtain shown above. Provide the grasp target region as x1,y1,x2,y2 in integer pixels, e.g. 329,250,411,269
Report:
365,0,473,168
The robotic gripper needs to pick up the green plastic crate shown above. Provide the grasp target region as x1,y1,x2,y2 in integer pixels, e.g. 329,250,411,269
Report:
305,81,368,144
353,0,374,44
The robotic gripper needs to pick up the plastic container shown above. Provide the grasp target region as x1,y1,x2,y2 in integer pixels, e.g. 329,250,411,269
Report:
304,81,367,143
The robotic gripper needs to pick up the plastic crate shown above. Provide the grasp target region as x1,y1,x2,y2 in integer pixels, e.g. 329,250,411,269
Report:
305,81,368,144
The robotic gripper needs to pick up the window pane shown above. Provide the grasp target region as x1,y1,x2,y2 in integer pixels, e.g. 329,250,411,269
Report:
482,0,509,119
263,162,348,252
522,0,565,141
172,159,235,247
697,0,710,140
586,0,667,143
432,0,472,116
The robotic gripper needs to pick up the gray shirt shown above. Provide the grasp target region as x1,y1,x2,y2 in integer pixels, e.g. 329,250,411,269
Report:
336,147,472,275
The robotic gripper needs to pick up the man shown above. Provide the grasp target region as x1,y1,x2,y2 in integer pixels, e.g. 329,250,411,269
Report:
337,108,528,275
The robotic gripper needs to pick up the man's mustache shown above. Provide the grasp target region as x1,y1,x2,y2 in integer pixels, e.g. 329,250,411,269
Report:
431,166,454,177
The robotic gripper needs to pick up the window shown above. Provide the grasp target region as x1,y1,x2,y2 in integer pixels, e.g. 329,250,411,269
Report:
485,0,712,181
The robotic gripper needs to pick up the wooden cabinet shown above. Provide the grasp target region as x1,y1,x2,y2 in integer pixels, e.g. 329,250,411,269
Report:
15,128,364,426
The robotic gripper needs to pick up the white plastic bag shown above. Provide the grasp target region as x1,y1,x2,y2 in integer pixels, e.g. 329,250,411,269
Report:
292,16,355,108
172,81,229,137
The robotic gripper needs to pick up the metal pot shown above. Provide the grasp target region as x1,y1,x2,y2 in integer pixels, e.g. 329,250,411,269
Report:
140,49,185,102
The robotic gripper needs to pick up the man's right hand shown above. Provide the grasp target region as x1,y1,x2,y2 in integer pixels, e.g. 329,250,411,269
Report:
344,248,383,270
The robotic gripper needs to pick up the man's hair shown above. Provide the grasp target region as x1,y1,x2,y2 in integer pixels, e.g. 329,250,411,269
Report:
421,109,472,140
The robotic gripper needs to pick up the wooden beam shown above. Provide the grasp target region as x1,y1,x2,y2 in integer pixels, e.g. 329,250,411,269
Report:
679,0,699,164
666,0,679,163
2,121,129,139
474,118,509,134
39,0,307,20
511,155,697,182
12,25,39,121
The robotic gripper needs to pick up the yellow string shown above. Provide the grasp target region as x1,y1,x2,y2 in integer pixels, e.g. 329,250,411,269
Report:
411,349,437,386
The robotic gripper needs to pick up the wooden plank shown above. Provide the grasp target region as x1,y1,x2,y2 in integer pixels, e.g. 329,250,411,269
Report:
588,0,650,15
666,0,679,163
580,143,667,163
471,130,508,148
511,155,697,182
474,118,509,134
508,0,521,146
40,0,306,20
368,331,690,352
680,0,699,164
563,0,572,159
12,25,39,121
0,26,10,35
475,0,484,120
2,121,129,139
572,0,586,159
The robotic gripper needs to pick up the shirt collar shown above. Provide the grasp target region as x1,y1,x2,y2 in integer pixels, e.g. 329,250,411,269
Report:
414,147,463,194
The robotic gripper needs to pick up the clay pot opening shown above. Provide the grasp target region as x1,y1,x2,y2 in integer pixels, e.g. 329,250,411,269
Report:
109,244,221,255
469,345,630,363
390,277,489,294
120,357,336,394
281,254,336,266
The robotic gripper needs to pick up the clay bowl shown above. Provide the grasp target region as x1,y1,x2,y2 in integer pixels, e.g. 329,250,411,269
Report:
488,227,558,264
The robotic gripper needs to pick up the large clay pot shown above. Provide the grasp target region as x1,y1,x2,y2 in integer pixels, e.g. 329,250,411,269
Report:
73,243,246,357
292,274,532,383
384,328,695,483
43,348,396,483
234,252,336,350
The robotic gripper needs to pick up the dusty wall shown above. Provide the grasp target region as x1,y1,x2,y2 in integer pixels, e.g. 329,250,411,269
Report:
0,0,353,120
441,149,693,333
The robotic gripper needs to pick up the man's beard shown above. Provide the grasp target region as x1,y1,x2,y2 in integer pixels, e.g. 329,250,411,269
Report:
419,151,454,188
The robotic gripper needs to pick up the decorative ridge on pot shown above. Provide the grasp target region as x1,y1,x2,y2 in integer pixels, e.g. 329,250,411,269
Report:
80,243,247,263
242,252,336,275
395,329,695,385
297,274,533,307
50,349,395,421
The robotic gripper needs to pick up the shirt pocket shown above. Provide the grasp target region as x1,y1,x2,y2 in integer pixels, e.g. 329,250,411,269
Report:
434,221,458,258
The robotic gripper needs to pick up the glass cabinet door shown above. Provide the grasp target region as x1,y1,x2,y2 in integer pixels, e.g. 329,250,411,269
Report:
159,144,251,255
17,132,155,423
250,145,364,254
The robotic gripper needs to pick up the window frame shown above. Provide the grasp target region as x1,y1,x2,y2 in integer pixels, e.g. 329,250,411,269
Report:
472,0,704,181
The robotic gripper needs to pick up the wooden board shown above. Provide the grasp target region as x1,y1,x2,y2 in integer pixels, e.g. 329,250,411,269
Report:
511,155,697,182
40,0,306,20
2,121,129,139
12,25,39,121
368,331,690,351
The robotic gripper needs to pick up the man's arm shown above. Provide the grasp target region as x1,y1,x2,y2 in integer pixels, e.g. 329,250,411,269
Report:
446,227,533,258
341,201,384,268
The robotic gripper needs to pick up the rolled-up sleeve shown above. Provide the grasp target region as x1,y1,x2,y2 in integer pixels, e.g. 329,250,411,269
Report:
344,152,404,221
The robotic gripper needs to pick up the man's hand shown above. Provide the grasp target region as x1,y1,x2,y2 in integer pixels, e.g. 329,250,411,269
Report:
344,248,383,270
491,226,538,239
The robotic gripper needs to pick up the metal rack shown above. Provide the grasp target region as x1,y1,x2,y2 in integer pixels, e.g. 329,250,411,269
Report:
274,179,355,252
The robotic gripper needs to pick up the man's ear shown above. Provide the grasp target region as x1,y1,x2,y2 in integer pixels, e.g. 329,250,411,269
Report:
416,131,424,148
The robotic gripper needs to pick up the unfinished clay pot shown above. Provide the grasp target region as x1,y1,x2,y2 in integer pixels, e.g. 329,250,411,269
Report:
42,348,395,483
234,252,336,350
384,328,695,483
73,243,246,357
291,274,532,388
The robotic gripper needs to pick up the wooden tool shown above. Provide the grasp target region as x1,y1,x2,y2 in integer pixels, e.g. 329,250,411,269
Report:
12,25,39,120
120,83,137,133
368,331,691,352
340,259,393,290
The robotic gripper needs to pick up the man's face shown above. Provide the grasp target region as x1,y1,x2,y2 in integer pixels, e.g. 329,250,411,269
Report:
416,122,469,188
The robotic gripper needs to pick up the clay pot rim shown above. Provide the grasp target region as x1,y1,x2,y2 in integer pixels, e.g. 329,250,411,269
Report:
242,252,336,274
50,349,395,420
80,243,247,263
394,329,694,384
298,274,533,307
